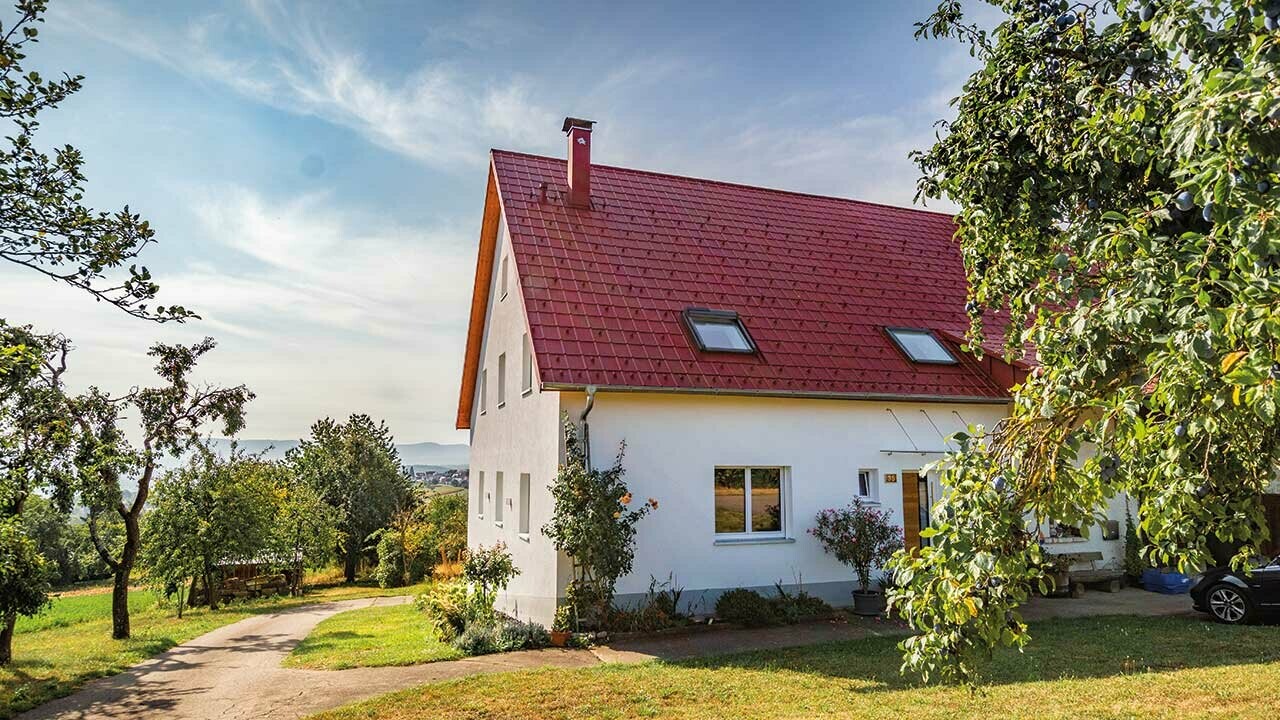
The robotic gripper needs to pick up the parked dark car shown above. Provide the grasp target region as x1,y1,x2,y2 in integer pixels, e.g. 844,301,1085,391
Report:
1189,555,1280,624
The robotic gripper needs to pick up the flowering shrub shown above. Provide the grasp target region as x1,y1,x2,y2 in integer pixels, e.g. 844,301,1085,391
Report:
542,416,656,630
809,499,903,593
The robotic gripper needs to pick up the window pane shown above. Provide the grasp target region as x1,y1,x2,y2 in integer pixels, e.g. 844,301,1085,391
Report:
522,334,533,392
519,473,531,534
887,328,956,363
495,472,504,523
751,468,782,532
692,319,751,351
714,468,746,533
498,353,507,404
858,470,871,497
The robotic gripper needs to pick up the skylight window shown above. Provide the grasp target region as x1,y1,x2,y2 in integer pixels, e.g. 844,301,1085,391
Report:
886,327,957,364
684,308,756,353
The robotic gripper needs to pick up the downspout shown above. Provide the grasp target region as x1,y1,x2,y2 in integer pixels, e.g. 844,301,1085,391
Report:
579,385,598,471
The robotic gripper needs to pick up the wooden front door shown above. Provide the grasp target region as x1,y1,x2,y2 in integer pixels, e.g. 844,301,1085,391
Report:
902,470,921,550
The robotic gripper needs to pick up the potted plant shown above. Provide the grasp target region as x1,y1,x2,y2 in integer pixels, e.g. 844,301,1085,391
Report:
550,606,573,647
809,499,903,616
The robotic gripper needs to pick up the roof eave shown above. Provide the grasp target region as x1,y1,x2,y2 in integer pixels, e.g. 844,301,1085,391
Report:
540,382,1011,405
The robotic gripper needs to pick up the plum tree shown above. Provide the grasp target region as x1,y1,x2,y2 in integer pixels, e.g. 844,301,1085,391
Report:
893,0,1280,684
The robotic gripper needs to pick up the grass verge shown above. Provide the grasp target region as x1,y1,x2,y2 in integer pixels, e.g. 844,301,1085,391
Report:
1,578,428,718
310,614,1280,720
283,602,461,670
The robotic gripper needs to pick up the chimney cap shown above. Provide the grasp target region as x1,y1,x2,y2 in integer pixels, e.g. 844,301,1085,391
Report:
562,117,596,133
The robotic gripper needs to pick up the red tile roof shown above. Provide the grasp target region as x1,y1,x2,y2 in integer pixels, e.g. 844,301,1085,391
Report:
457,150,1024,428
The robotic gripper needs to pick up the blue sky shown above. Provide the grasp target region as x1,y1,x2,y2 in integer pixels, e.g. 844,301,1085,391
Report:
0,0,994,444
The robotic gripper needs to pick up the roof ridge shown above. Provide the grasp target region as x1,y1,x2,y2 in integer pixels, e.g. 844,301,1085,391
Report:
489,148,957,221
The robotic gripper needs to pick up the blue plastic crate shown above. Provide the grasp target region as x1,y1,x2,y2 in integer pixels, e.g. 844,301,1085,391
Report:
1142,568,1193,594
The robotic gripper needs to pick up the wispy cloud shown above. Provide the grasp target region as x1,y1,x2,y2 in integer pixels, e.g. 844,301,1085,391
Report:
53,0,558,166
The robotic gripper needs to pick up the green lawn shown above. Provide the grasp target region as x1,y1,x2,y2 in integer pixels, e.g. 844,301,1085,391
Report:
310,615,1280,720
283,602,462,670
1,578,428,719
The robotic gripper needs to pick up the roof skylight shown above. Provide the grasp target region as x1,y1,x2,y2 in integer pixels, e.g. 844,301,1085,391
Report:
684,309,756,353
886,327,957,364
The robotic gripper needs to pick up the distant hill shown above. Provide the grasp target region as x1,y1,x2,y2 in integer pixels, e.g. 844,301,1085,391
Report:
204,438,469,467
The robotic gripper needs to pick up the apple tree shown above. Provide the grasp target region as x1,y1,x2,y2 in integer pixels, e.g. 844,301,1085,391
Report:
889,0,1280,683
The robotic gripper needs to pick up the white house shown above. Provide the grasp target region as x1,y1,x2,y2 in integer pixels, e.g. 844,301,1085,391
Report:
457,117,1128,625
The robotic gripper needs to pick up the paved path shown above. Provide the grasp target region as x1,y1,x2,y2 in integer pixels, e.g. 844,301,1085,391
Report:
21,587,1194,720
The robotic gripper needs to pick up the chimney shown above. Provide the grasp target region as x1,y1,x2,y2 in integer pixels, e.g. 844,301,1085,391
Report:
562,117,594,208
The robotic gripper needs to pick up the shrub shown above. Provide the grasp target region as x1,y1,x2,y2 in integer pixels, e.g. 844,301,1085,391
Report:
452,619,501,655
463,542,519,612
809,499,904,593
542,417,656,631
373,531,406,589
771,583,831,623
714,588,780,627
416,579,478,640
606,574,687,632
451,617,549,656
497,619,550,651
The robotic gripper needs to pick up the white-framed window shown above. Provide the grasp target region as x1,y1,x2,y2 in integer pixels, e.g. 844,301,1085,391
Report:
497,353,507,407
494,471,504,525
857,469,879,502
476,472,485,519
714,467,786,537
479,369,487,415
521,333,533,395
518,473,531,536
500,256,509,300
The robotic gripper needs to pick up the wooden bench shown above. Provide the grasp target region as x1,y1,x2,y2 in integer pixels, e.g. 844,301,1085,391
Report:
1047,550,1123,597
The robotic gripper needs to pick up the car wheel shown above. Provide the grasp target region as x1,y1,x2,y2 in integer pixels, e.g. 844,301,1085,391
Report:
1207,583,1255,625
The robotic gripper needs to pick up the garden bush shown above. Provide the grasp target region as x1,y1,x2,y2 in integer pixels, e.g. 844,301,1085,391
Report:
416,579,478,640
714,588,780,627
451,617,549,656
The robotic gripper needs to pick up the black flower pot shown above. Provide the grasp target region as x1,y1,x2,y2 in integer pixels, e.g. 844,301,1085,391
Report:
852,590,886,617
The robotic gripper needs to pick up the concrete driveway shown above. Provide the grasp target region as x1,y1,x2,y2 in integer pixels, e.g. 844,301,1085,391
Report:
19,596,597,720
20,587,1195,720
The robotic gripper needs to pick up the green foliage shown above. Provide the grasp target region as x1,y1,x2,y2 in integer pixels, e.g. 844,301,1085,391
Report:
373,531,408,589
462,542,518,611
714,589,780,627
0,517,50,621
21,496,112,586
895,0,1280,684
0,1,191,322
138,443,278,610
268,467,339,595
542,416,655,630
451,617,549,656
416,579,483,641
1124,507,1148,578
421,492,467,565
288,415,412,582
809,499,905,592
712,585,830,628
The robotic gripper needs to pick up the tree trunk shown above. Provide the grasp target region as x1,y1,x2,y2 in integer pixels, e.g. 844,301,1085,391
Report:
343,543,357,584
0,613,16,665
111,562,132,639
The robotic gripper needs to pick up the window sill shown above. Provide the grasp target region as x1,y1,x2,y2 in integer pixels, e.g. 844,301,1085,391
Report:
1043,536,1087,544
517,532,530,542
497,402,506,409
713,536,794,547
856,496,881,505
522,388,533,397
494,521,504,528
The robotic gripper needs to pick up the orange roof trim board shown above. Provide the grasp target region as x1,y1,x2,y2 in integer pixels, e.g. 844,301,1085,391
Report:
456,150,1029,430
456,161,504,430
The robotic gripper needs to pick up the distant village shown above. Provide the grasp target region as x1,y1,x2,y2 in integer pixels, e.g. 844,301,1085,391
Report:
409,466,469,488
